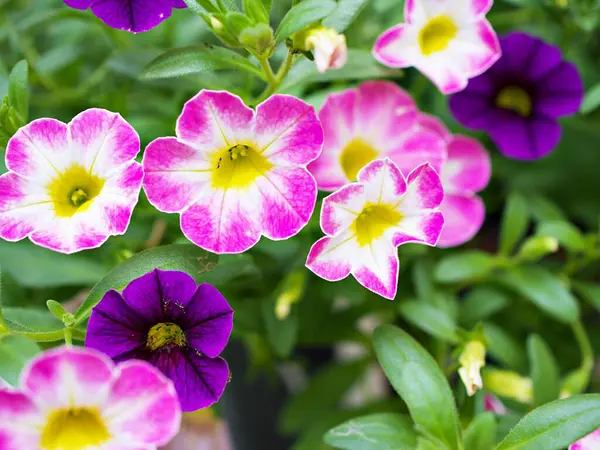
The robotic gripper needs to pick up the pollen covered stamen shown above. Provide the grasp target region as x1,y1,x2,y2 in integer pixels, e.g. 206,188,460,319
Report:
211,143,273,189
419,15,458,56
48,165,105,218
352,203,403,247
41,407,110,450
69,188,89,207
147,322,187,351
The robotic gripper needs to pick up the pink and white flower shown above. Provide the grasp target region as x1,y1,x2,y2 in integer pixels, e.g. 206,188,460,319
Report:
571,429,600,450
0,346,181,450
418,114,491,247
306,158,444,300
303,27,348,73
143,90,323,254
0,109,143,254
373,0,501,94
308,81,446,191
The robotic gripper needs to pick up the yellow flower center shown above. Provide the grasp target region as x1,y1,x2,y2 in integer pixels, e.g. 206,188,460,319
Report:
352,203,403,247
147,322,187,351
496,86,533,117
48,166,105,218
419,15,458,56
41,407,110,450
211,144,273,190
339,138,378,181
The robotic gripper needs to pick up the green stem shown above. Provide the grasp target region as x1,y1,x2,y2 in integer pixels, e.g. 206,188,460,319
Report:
64,328,73,345
0,270,8,332
255,50,296,104
572,320,594,374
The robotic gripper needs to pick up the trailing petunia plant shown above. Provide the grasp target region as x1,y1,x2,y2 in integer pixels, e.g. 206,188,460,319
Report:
0,0,599,449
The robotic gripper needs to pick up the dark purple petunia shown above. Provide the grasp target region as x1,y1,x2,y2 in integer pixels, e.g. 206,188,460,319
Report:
449,32,583,160
85,269,233,412
64,0,187,33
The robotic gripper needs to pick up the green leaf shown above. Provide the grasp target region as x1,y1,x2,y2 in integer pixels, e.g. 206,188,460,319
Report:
499,193,529,256
243,0,269,23
527,335,560,407
262,297,298,358
484,323,527,372
496,395,600,450
525,196,566,223
373,325,461,450
434,251,497,284
463,412,496,450
217,0,239,11
498,266,579,324
0,335,40,386
74,245,218,325
324,413,418,450
0,241,108,288
182,0,219,14
322,0,369,32
398,300,459,343
262,0,273,14
274,0,337,42
3,307,62,332
572,281,600,313
459,287,510,327
7,60,28,122
536,221,586,252
225,11,254,35
141,44,264,80
581,83,600,115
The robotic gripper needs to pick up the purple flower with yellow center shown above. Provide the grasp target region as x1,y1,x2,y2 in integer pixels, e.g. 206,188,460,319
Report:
63,0,187,33
450,32,584,160
85,269,234,412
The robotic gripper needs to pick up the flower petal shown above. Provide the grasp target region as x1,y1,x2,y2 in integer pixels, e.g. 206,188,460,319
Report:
183,283,233,358
570,429,600,450
0,390,42,450
535,62,583,118
387,124,447,175
402,163,445,212
394,211,444,246
443,135,491,194
306,231,356,282
254,95,323,166
450,20,501,78
104,360,180,446
372,24,419,68
418,113,451,140
437,194,485,247
89,0,178,33
320,183,365,236
358,158,408,205
448,89,494,130
353,237,399,300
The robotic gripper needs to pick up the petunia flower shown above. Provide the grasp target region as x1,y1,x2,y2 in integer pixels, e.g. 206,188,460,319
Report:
418,113,491,247
142,90,323,254
0,346,181,450
0,109,143,254
570,429,600,450
373,0,501,94
306,158,444,300
85,269,234,412
63,0,187,33
449,32,584,160
308,81,446,192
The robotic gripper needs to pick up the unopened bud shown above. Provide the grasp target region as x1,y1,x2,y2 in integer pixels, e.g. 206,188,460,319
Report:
517,235,559,262
458,340,485,396
483,369,533,403
295,26,347,73
239,23,275,57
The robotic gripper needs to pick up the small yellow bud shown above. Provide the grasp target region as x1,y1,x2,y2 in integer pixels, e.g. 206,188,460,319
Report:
483,369,533,403
458,341,486,396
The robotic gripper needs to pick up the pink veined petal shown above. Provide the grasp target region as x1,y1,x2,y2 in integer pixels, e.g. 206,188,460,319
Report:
306,231,357,282
443,135,491,194
353,236,399,300
417,113,451,141
142,137,212,213
357,158,407,205
386,124,447,176
0,390,42,450
372,24,418,68
255,95,323,166
6,118,69,183
320,183,365,236
104,360,181,447
68,108,140,178
21,346,114,411
176,90,254,151
401,163,444,213
255,167,317,240
437,194,485,247
180,185,262,254
394,211,445,246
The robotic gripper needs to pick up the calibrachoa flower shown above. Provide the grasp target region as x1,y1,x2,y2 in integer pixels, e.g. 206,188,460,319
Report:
63,0,187,33
306,158,444,300
450,32,584,160
308,81,446,191
143,90,323,254
418,113,491,247
0,109,143,254
85,269,234,412
373,0,501,94
0,346,181,450
571,429,600,450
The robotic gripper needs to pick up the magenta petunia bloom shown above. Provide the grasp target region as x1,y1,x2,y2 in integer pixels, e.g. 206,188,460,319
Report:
142,90,323,254
85,269,234,412
63,0,187,33
449,32,584,160
306,158,444,300
570,429,600,450
418,113,491,247
0,346,181,450
0,109,143,254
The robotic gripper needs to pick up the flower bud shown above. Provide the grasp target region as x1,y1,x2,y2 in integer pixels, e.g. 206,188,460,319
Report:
483,369,533,403
458,340,485,396
239,23,275,57
517,235,559,262
207,15,241,48
484,394,508,415
296,26,348,73
275,269,306,320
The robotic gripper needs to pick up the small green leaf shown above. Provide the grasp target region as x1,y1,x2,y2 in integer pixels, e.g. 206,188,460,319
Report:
183,0,219,14
74,245,218,325
243,0,269,23
572,281,600,313
141,44,264,80
46,300,68,321
434,251,497,284
499,193,529,256
536,221,586,252
225,11,254,36
459,287,510,327
498,266,579,323
496,394,600,450
4,307,63,332
581,83,600,115
373,325,461,450
398,300,459,343
7,60,28,123
463,412,496,450
324,413,418,450
527,335,560,407
274,0,337,42
484,323,527,372
322,0,369,32
0,335,40,386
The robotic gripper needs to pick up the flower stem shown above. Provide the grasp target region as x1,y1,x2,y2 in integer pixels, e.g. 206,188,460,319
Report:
572,321,594,374
254,50,296,104
64,328,73,345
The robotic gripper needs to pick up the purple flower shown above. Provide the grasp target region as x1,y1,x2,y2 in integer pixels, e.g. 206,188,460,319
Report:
449,32,583,160
64,0,187,33
85,269,233,412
